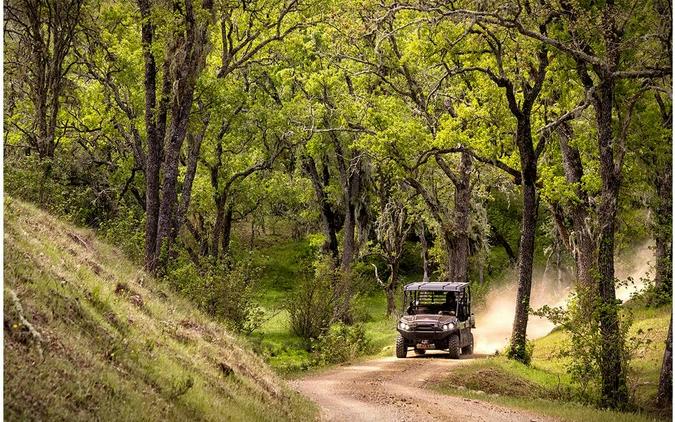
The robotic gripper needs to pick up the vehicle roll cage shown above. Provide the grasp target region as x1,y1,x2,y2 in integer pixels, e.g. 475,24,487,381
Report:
403,282,471,321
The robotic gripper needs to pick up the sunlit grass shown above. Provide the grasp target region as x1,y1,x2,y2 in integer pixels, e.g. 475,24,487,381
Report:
4,198,317,421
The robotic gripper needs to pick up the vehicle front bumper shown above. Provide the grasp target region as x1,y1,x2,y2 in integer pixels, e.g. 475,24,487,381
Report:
397,328,456,342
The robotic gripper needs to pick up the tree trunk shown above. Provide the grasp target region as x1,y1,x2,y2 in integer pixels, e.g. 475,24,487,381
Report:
595,78,628,409
302,156,340,260
417,222,430,282
152,0,212,272
356,202,370,258
154,66,200,264
341,204,356,271
173,130,204,245
211,194,226,259
221,205,234,256
385,262,400,316
653,153,672,294
139,0,161,273
450,151,472,283
657,315,672,407
509,118,538,363
558,123,596,289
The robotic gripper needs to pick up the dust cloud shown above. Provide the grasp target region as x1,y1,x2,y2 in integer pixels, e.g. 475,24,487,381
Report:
473,242,654,355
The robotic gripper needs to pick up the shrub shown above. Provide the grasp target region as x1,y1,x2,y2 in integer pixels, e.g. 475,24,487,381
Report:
504,340,535,366
285,258,335,342
99,208,145,263
311,323,370,366
535,288,636,406
166,255,263,333
632,279,672,308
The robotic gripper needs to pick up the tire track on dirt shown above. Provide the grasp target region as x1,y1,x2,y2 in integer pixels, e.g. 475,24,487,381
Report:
292,351,555,422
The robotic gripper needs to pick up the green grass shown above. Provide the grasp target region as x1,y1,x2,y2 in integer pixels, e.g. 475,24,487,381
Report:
245,227,527,375
431,302,671,422
4,198,317,421
249,237,416,374
433,387,666,422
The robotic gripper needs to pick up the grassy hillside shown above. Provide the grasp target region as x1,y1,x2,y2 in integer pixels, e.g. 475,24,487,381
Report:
3,198,316,421
432,304,671,422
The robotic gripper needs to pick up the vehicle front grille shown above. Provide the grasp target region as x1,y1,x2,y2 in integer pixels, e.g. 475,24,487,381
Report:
414,324,437,332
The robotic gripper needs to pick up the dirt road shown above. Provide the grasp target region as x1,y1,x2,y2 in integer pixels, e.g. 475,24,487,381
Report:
292,351,553,422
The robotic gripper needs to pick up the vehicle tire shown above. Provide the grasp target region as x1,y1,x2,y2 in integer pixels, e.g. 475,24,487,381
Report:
461,333,474,355
447,334,460,359
414,348,426,355
395,334,407,358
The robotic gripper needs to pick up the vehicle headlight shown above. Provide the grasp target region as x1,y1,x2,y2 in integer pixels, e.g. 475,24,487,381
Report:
398,322,410,331
442,323,454,331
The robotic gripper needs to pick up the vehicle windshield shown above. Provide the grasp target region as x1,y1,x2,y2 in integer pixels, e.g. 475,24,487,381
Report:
404,290,457,316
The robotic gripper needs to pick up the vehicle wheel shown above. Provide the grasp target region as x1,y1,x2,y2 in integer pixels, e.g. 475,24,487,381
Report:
447,334,460,359
395,334,407,358
461,333,474,355
414,348,426,355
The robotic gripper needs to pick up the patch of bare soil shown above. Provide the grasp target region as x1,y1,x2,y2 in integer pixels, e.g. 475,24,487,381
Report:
443,367,551,399
292,351,556,422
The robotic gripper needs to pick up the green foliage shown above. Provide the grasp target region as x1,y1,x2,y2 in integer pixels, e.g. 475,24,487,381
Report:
166,256,264,334
310,322,371,366
285,256,337,342
99,207,145,264
505,340,535,366
534,289,642,406
630,280,673,308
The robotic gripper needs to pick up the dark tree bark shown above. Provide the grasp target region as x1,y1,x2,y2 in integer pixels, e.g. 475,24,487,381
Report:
385,261,400,315
657,315,673,407
138,0,161,272
652,93,672,294
301,155,341,260
557,123,595,288
435,152,472,283
212,194,228,259
509,115,539,363
417,221,431,282
154,0,213,267
330,133,366,271
221,205,234,256
173,118,208,243
138,0,214,273
595,76,628,408
5,0,83,160
653,160,672,293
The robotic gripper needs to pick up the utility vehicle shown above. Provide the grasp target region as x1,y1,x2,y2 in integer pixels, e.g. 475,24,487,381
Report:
395,281,475,359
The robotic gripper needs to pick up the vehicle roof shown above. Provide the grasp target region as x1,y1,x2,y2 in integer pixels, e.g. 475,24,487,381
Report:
403,281,470,292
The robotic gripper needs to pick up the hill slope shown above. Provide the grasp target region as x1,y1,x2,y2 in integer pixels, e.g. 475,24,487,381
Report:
3,198,315,421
